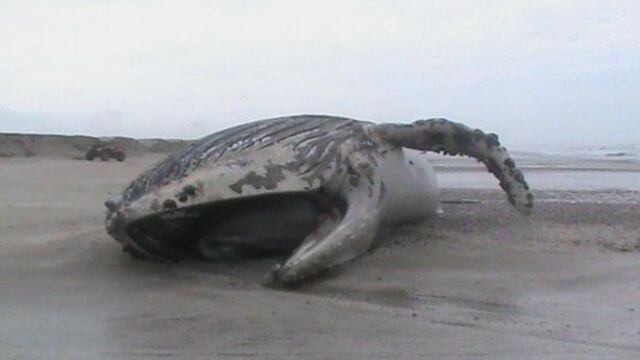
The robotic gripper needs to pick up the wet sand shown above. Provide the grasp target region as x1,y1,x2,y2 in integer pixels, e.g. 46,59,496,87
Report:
1,156,640,359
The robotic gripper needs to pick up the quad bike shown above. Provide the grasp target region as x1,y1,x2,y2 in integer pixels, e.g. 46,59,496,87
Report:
85,144,126,162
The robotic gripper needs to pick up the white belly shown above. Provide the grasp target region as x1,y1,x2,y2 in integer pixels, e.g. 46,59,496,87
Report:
378,148,441,226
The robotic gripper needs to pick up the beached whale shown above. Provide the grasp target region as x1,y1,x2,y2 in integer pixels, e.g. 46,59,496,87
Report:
105,115,532,286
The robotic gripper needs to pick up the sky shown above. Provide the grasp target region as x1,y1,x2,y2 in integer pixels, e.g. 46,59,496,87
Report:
1,0,638,147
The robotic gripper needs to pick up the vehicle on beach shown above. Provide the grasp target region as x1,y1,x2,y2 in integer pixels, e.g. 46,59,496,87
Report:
85,143,126,162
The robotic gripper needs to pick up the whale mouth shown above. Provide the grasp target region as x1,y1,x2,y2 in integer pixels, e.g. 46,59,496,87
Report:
121,193,333,261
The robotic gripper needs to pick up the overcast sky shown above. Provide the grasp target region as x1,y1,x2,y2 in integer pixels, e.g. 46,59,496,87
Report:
1,0,638,147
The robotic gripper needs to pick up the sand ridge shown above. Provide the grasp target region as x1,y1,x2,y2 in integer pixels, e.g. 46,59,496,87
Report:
0,132,192,159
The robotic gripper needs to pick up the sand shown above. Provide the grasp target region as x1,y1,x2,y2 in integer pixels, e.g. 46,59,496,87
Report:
1,155,640,359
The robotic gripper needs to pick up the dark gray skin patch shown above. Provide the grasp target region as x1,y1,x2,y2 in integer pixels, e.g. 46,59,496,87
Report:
504,158,516,169
472,130,484,142
486,170,515,205
377,180,386,206
183,184,197,196
163,199,177,210
453,126,473,151
486,133,500,148
176,184,199,202
229,163,287,194
486,158,505,180
423,130,446,148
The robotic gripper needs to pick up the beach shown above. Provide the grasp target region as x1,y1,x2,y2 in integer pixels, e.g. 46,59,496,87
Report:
1,153,639,359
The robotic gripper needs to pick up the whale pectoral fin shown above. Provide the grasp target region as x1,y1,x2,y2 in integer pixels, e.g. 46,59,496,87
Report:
375,119,533,214
264,164,384,287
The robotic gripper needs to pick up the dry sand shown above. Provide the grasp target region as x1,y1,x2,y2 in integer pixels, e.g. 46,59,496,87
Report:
1,155,640,359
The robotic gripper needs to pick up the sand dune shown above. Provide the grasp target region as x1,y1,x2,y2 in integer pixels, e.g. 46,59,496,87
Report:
0,133,192,159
